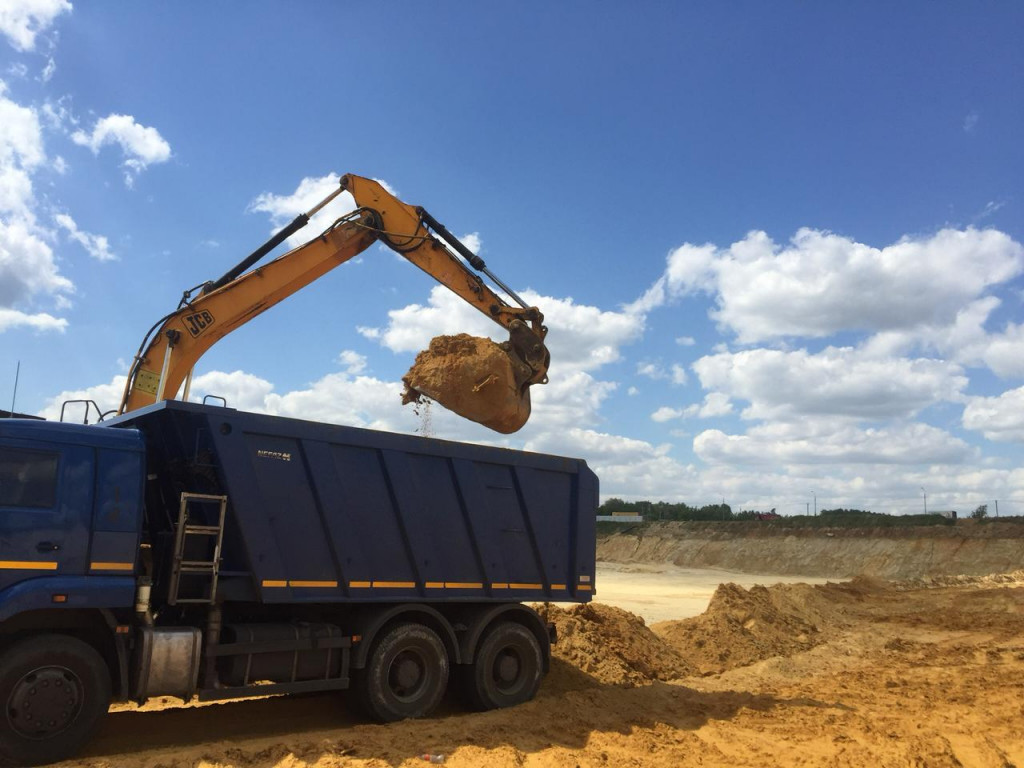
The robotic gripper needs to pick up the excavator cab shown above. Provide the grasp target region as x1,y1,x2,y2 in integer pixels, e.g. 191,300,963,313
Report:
118,174,549,434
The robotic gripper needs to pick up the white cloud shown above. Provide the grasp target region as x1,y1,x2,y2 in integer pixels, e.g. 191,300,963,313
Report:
692,346,968,421
963,110,979,133
0,0,71,52
36,375,128,420
651,405,687,422
71,114,172,187
188,370,275,413
186,367,414,433
694,420,974,467
40,56,55,82
337,349,367,375
0,216,73,308
55,213,115,261
962,387,1024,443
651,392,732,423
362,285,644,374
639,227,1023,344
0,306,66,332
460,232,481,255
248,173,398,250
0,78,76,331
0,81,45,169
675,335,695,346
862,297,1024,379
637,361,666,380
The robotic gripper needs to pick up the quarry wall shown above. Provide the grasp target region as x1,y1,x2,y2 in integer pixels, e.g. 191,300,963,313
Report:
596,520,1024,579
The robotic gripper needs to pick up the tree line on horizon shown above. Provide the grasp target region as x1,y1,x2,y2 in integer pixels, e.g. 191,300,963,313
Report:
598,498,1011,527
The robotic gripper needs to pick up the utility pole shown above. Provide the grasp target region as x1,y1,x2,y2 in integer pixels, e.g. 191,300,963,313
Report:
994,499,999,517
921,487,927,515
805,502,809,515
813,491,817,516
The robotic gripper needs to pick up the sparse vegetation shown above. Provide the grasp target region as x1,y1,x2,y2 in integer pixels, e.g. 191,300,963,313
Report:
598,499,968,528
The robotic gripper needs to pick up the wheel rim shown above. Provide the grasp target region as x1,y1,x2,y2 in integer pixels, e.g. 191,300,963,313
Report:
6,665,84,740
492,647,524,693
388,649,428,702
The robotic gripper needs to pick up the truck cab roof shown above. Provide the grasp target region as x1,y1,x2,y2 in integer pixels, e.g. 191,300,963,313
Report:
0,417,144,452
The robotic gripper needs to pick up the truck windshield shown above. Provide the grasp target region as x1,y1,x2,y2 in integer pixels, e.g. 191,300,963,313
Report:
0,448,58,509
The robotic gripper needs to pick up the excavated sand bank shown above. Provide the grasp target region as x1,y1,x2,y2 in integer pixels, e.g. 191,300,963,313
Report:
597,520,1024,579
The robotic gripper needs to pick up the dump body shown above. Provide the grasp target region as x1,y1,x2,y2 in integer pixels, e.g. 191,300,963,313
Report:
106,400,597,607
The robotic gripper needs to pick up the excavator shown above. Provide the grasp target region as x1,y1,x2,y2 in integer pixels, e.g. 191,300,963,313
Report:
116,174,550,433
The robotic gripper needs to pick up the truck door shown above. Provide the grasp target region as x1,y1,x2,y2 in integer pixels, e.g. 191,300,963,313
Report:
0,440,93,591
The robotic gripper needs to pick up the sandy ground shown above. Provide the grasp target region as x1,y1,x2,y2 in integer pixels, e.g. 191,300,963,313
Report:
589,561,828,622
64,568,1024,768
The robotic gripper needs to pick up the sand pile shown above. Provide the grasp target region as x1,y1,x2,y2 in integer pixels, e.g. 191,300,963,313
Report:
543,603,693,686
402,334,530,433
653,582,832,674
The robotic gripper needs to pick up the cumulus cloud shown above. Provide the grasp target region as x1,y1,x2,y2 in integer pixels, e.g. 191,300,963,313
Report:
186,367,416,433
694,420,974,467
54,213,115,261
249,173,406,250
651,392,733,422
36,375,129,420
0,0,71,52
361,285,644,373
962,387,1024,443
71,114,172,187
0,306,66,332
0,217,73,308
692,346,968,422
637,227,1023,345
0,79,77,332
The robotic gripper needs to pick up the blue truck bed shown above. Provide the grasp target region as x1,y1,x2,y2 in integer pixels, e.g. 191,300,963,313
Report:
107,400,597,606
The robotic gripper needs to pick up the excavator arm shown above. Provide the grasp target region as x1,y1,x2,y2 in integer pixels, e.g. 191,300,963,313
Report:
117,175,549,433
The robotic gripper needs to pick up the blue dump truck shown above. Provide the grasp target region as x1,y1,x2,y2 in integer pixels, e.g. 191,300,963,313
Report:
0,400,598,766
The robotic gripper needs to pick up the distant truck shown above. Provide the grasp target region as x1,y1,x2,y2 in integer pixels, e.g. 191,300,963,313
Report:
0,401,597,766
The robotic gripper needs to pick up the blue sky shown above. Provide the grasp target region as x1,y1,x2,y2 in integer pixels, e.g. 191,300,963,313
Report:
1,2,1023,515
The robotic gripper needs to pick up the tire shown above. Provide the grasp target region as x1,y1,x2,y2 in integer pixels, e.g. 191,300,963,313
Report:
463,621,542,711
0,635,112,767
358,623,448,722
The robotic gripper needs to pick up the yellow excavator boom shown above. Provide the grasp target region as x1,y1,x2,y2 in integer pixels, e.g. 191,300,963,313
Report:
117,174,549,433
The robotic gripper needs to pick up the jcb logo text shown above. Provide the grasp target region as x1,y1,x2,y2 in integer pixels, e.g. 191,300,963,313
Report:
184,310,215,337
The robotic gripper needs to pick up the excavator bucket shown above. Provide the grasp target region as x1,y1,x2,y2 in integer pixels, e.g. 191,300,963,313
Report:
402,334,535,433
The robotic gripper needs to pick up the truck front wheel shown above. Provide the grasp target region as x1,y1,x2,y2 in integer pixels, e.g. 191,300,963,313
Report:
463,621,542,711
358,623,449,722
0,635,111,767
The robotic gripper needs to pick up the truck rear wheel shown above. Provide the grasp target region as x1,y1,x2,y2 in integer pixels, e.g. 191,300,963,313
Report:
0,635,111,767
463,621,542,711
358,623,448,722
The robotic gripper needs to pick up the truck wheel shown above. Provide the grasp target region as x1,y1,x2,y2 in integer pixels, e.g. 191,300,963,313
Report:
359,623,448,722
0,635,111,767
464,621,542,711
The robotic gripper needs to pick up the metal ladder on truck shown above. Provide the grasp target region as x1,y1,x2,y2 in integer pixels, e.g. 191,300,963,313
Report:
168,492,228,605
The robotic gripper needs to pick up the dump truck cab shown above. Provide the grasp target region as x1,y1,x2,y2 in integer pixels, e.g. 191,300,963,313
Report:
0,419,144,612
